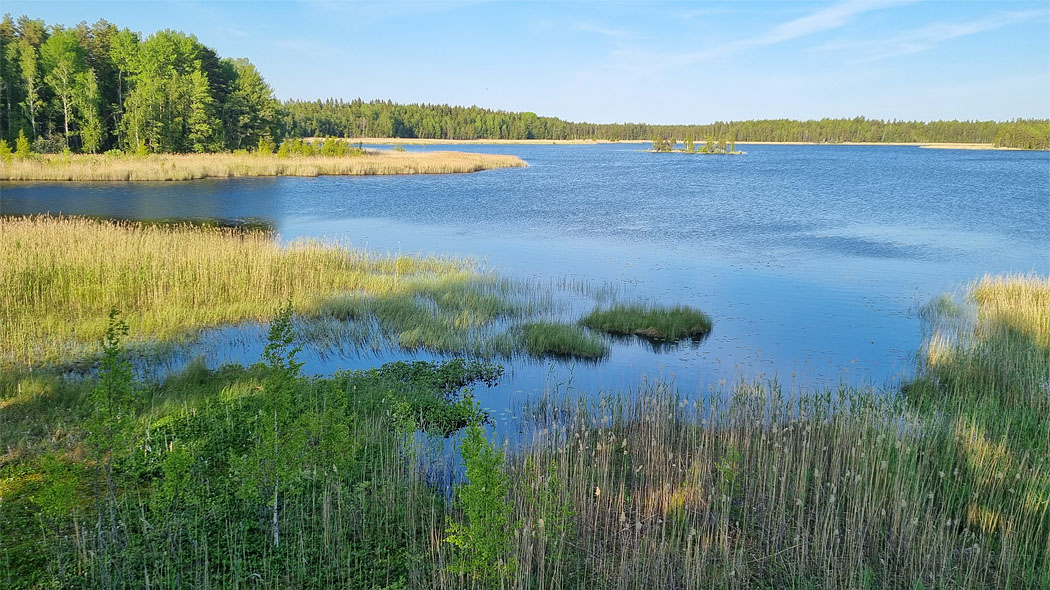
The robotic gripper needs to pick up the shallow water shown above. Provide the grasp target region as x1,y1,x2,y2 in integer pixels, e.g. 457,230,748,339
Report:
3,144,1047,414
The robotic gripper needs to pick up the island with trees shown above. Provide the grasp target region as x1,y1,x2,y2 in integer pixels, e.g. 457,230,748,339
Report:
649,135,744,154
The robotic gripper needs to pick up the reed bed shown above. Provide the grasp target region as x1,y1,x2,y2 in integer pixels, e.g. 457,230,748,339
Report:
424,274,1048,588
0,150,525,181
0,216,562,367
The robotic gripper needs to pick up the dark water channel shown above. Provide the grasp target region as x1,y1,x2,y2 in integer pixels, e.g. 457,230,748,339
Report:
3,143,1048,419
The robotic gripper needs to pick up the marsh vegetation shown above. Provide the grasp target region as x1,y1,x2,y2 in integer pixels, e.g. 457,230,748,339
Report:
0,216,585,367
1,275,1045,588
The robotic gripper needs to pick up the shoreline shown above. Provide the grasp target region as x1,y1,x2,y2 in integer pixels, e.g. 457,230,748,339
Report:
0,149,526,182
319,137,1033,150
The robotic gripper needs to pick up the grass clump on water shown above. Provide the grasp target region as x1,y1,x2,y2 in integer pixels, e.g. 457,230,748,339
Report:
519,322,609,360
581,303,712,341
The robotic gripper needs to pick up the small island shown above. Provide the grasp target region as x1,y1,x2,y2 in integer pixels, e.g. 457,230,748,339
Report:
649,135,744,154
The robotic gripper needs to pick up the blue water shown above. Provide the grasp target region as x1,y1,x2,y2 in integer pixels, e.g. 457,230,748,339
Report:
3,144,1047,414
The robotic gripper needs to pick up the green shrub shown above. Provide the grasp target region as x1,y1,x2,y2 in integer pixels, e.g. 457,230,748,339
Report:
445,413,516,585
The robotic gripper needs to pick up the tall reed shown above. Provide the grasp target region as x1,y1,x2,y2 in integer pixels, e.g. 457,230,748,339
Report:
0,216,599,367
0,150,525,181
0,216,477,366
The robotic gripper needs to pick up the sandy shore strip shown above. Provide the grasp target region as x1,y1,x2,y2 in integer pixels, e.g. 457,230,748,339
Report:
315,137,1029,149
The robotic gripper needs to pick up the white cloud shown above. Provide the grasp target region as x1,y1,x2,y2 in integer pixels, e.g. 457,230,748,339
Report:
573,23,634,39
608,0,920,72
818,9,1049,63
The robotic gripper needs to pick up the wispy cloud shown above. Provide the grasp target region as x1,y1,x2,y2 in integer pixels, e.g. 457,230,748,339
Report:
818,9,1049,63
691,0,920,62
573,23,634,39
610,0,919,71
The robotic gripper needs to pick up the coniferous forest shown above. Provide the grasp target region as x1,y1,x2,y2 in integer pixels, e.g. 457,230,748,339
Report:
2,15,1048,152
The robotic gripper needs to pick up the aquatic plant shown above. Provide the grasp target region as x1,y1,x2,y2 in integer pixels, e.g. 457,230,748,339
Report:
580,303,712,342
519,322,609,360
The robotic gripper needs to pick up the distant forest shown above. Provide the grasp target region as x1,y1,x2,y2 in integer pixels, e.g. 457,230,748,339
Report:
284,100,1050,149
3,15,1048,153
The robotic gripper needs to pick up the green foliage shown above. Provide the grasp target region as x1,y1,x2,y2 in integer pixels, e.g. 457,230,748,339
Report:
445,414,516,585
651,135,673,152
15,128,31,157
343,359,502,435
0,138,11,163
74,70,104,153
88,309,139,459
41,30,88,147
234,302,304,547
993,119,1050,150
2,16,1044,150
284,102,1047,147
276,137,315,157
256,134,276,154
0,17,278,153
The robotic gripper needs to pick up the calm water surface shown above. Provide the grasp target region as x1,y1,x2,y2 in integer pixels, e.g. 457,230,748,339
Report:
3,144,1047,415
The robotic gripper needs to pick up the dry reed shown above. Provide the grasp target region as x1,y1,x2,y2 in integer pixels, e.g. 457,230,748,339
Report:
0,150,525,181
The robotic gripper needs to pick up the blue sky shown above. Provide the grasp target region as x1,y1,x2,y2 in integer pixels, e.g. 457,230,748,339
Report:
8,0,1049,123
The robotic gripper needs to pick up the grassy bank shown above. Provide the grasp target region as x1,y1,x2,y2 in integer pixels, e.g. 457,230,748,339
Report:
0,216,574,367
0,149,525,181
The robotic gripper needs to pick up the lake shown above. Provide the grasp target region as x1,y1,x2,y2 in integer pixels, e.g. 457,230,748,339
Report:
3,143,1047,416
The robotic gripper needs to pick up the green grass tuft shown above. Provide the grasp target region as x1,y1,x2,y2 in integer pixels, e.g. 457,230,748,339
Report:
519,322,609,359
580,303,712,341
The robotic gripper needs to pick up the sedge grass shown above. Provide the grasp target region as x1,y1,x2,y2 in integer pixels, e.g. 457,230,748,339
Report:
0,149,525,181
581,303,712,342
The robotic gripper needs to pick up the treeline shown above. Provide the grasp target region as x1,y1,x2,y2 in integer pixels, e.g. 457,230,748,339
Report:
3,15,1047,153
284,100,1050,149
0,15,279,154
